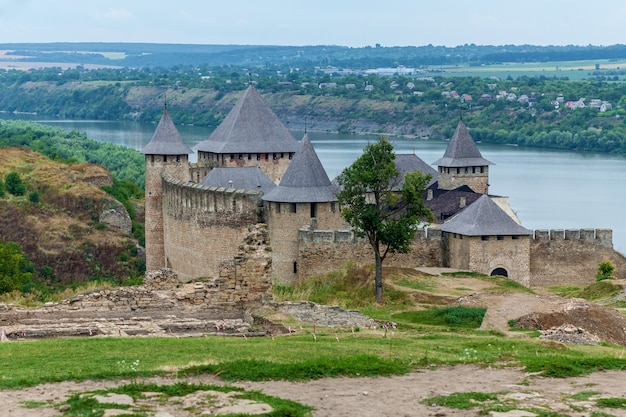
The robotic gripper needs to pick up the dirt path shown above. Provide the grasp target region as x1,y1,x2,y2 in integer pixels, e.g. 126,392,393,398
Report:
3,366,626,417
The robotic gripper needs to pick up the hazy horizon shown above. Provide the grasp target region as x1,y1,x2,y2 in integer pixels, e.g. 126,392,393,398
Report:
0,1,623,48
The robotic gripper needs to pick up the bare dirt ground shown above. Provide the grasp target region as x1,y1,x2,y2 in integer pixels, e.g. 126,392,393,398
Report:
3,366,626,417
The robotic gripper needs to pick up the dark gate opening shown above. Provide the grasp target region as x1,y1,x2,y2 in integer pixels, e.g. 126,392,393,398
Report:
491,267,508,277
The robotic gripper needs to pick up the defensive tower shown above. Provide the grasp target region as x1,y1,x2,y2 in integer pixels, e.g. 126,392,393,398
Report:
433,120,493,194
141,108,193,271
263,134,343,281
194,85,300,183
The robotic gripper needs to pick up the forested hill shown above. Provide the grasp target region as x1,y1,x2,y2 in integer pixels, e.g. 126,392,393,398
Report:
2,64,626,155
3,42,626,68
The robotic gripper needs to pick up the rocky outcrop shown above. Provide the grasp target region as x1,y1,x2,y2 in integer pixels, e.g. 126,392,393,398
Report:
99,204,132,233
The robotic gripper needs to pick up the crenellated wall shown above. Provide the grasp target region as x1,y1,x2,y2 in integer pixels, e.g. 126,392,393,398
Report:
161,174,264,279
155,173,626,288
530,228,626,286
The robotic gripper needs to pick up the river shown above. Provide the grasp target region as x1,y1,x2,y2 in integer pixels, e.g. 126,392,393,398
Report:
3,115,626,255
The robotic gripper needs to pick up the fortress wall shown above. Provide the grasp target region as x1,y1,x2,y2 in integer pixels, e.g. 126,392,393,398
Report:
297,228,443,278
530,228,626,286
161,175,264,280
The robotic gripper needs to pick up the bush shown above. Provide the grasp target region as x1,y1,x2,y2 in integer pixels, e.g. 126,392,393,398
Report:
28,190,40,203
596,261,615,281
5,172,26,196
0,178,5,197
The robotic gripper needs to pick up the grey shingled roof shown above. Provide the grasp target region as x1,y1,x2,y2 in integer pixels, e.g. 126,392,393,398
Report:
200,167,276,194
432,120,494,167
394,154,439,190
141,109,193,155
440,194,532,236
194,85,299,154
263,134,338,203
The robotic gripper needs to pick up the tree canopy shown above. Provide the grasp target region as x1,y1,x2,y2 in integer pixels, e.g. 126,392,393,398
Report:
336,137,433,302
0,241,32,294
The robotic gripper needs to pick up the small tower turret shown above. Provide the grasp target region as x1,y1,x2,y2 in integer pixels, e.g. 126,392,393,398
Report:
433,120,493,194
141,109,193,271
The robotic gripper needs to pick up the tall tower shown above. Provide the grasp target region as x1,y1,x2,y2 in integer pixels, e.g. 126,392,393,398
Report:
141,109,193,271
433,120,494,194
262,135,343,281
194,85,300,183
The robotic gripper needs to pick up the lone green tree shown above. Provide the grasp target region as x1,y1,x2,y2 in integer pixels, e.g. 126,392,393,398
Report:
336,137,433,302
0,241,32,294
5,171,25,196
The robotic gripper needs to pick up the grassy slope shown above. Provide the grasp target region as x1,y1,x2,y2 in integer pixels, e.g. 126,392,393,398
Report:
2,266,626,390
0,148,143,288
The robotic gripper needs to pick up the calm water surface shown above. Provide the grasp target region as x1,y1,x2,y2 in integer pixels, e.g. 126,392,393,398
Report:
5,115,626,255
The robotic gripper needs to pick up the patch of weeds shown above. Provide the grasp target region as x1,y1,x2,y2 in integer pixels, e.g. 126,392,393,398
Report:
63,394,133,416
396,278,434,291
570,390,601,401
596,397,626,409
20,400,49,408
181,354,409,382
119,382,312,416
392,306,486,328
590,411,618,417
525,410,571,417
421,391,501,410
441,271,487,278
520,354,626,378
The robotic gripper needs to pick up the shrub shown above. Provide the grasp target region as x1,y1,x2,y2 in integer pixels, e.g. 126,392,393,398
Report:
28,190,40,203
0,178,5,197
5,172,26,196
596,261,615,281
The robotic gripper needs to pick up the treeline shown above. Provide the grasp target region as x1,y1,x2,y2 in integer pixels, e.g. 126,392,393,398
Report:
3,42,626,68
0,120,145,189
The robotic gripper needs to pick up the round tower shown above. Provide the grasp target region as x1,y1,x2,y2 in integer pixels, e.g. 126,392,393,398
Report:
141,109,193,271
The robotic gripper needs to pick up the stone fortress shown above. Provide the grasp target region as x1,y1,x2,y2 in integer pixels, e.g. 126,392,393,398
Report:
142,85,626,302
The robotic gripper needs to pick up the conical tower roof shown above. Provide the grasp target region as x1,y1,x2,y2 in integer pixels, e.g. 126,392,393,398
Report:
141,109,193,155
263,134,338,203
195,85,299,154
432,120,493,167
440,194,531,236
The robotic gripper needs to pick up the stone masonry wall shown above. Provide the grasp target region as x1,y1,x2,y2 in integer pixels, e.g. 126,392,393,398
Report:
162,175,264,279
297,228,443,278
530,229,626,286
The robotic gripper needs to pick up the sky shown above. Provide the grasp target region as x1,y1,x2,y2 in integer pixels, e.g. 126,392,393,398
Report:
0,0,624,48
